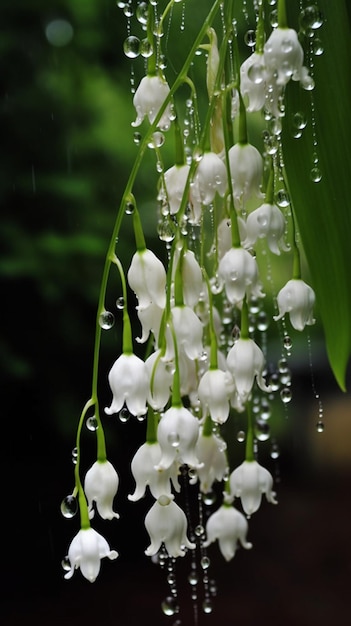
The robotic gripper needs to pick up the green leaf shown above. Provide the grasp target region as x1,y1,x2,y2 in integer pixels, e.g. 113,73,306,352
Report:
283,0,351,390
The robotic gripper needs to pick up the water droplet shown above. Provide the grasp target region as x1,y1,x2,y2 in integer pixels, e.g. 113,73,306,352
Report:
316,420,324,433
281,38,293,53
202,490,216,505
188,571,198,585
280,369,292,386
193,147,203,162
161,596,178,616
269,372,280,391
255,419,271,441
133,132,142,145
115,297,124,310
158,217,176,242
61,556,71,571
136,1,148,24
148,131,165,149
257,311,269,331
270,442,280,459
200,556,210,569
202,599,213,614
167,432,180,447
237,430,246,443
45,19,74,47
244,29,256,47
310,166,322,183
99,310,115,329
300,5,324,32
301,74,315,91
283,335,292,351
275,189,290,208
248,62,265,84
86,415,99,431
167,572,176,585
264,134,279,155
270,9,278,27
210,275,223,295
280,387,292,404
312,38,324,55
293,112,307,130
278,358,288,373
136,412,147,422
123,4,134,17
195,524,205,537
60,495,78,518
123,36,140,59
261,400,271,420
119,407,131,422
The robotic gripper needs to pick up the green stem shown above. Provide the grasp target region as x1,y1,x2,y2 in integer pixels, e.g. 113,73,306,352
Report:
277,0,288,29
203,413,213,437
74,399,95,529
265,164,274,204
174,115,185,166
256,0,265,54
203,268,218,369
147,2,156,75
132,203,146,251
241,297,250,339
146,407,158,444
174,246,185,307
238,91,248,145
222,88,241,248
112,255,133,354
169,319,182,408
245,402,255,462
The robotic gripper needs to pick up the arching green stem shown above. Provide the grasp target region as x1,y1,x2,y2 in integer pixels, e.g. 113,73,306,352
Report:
131,201,147,251
111,255,133,354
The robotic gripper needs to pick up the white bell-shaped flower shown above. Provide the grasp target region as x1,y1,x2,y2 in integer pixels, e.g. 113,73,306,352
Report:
240,51,267,113
163,163,190,215
198,368,235,424
217,217,247,259
204,504,253,560
229,460,278,515
172,248,203,308
105,353,148,417
190,152,227,222
127,248,166,309
156,405,201,470
145,349,173,410
164,305,203,361
128,442,180,501
135,303,164,344
229,142,263,209
245,202,289,255
132,75,173,131
264,27,305,86
145,495,195,558
191,427,228,493
226,338,270,402
218,246,264,306
273,278,316,331
64,527,118,582
84,460,119,520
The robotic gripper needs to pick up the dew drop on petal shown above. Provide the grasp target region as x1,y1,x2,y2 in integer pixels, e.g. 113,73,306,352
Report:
86,415,99,431
123,36,140,59
99,311,115,329
167,431,180,447
280,387,292,403
60,495,78,518
248,62,265,84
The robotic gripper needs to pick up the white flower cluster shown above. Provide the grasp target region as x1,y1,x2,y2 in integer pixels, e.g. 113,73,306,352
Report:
63,2,320,590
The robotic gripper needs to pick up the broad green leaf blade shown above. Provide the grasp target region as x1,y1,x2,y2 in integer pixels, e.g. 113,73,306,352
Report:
283,0,351,390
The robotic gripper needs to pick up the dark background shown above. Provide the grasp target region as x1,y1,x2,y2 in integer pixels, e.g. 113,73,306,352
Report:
1,1,351,624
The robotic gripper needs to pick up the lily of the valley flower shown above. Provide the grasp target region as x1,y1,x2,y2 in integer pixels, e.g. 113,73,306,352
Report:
162,163,191,215
128,441,180,501
64,528,118,582
217,217,247,259
229,460,278,515
164,305,203,361
264,27,305,86
240,51,267,113
127,248,166,309
218,247,264,306
132,75,173,131
145,495,195,558
84,460,119,520
190,152,227,223
198,368,235,424
145,349,173,410
156,405,202,470
105,353,148,417
191,427,228,493
245,202,289,255
135,302,164,344
229,142,263,209
274,278,316,331
172,248,203,308
226,338,270,402
204,504,253,560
